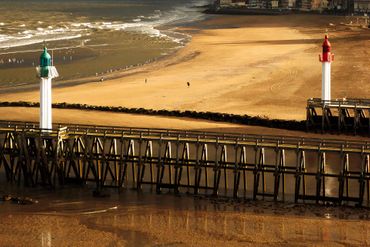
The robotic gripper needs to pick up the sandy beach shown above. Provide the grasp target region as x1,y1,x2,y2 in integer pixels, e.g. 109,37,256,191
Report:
0,15,369,121
1,206,369,247
0,14,370,247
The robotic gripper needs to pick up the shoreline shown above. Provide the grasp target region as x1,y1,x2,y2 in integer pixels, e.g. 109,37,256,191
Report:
0,36,188,93
0,21,197,91
0,45,184,94
0,25,199,94
0,2,213,93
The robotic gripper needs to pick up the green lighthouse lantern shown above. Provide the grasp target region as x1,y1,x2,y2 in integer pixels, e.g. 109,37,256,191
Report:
39,47,52,78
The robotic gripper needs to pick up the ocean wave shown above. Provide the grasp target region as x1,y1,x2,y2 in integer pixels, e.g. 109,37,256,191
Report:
0,32,83,49
0,1,209,50
0,23,87,49
191,0,212,7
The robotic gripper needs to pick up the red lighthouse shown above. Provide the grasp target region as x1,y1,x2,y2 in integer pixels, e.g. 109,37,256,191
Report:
319,35,334,102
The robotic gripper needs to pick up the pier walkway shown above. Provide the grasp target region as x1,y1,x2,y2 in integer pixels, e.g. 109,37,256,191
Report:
0,121,369,206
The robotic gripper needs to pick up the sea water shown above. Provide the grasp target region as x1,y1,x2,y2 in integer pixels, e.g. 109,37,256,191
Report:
0,0,211,89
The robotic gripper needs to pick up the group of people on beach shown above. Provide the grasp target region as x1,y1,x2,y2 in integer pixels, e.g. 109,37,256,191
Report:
0,58,25,65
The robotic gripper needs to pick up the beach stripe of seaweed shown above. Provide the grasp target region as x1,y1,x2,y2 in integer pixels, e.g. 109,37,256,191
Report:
0,101,305,131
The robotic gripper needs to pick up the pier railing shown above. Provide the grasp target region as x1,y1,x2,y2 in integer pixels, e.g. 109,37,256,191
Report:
0,120,369,206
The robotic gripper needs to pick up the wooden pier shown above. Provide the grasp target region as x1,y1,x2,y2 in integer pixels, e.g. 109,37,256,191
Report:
307,98,370,134
0,121,370,206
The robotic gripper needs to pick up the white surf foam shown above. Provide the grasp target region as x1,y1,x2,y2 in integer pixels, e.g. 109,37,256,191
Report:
0,0,210,50
0,32,83,49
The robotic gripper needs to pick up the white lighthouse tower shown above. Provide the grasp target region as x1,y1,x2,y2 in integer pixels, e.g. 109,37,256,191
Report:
36,46,58,130
319,35,334,103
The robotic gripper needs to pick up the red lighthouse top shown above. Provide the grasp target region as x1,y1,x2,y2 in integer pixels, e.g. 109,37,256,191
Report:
319,35,334,62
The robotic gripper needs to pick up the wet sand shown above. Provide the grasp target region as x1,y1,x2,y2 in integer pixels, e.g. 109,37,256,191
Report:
0,187,369,247
0,0,190,88
0,31,180,89
3,208,369,247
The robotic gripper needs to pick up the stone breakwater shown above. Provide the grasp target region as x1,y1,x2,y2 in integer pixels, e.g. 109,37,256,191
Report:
0,101,305,131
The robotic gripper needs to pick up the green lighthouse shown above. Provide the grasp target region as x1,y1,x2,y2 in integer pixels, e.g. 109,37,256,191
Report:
37,45,58,131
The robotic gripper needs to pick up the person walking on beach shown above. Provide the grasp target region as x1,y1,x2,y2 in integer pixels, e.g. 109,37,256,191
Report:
187,82,190,87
